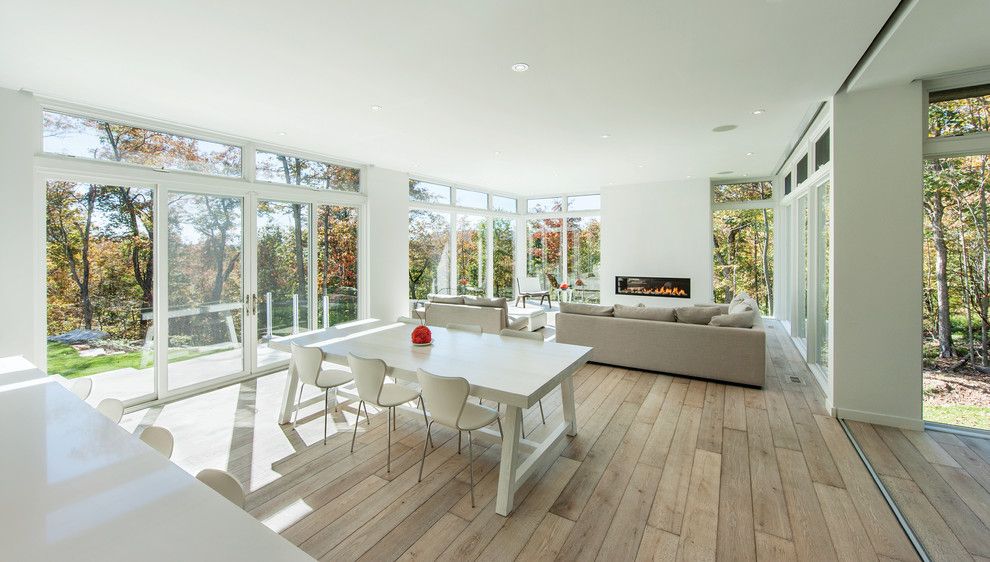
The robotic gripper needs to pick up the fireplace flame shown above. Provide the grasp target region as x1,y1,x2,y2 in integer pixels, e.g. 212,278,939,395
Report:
622,286,688,297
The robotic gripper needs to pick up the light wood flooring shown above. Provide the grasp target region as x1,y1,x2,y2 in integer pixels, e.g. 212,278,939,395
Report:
120,320,921,561
847,421,990,561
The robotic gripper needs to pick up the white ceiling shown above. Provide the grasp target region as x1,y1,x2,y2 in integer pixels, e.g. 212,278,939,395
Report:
848,0,990,92
0,0,897,194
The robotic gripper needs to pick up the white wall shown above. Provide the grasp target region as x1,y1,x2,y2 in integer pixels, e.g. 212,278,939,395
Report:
600,179,713,307
365,166,410,321
0,89,42,364
831,82,924,429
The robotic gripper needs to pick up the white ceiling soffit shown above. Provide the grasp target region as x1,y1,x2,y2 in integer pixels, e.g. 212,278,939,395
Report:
0,0,897,194
847,0,990,92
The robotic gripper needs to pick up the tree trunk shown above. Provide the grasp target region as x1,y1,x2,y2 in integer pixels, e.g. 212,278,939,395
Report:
761,207,773,313
926,189,955,358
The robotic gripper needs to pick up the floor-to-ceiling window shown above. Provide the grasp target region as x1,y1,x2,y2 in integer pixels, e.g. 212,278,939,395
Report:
42,108,365,406
526,217,564,295
711,181,774,313
566,216,601,303
525,195,601,303
408,179,518,301
922,83,990,430
776,114,832,389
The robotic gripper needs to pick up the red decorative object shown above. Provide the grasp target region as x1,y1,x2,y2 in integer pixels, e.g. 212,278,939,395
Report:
412,325,432,345
458,278,468,286
560,283,569,290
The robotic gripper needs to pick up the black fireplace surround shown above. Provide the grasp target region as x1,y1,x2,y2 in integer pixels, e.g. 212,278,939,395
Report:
615,276,691,299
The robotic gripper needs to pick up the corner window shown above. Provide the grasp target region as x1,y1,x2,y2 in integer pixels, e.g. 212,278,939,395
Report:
455,188,488,210
929,85,990,138
712,182,772,204
815,129,831,170
527,197,563,214
43,110,241,177
797,155,809,184
409,180,452,204
784,173,792,195
256,151,360,192
492,195,517,213
566,194,601,211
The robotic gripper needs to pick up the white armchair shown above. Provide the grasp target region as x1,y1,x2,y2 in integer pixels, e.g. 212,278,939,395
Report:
515,277,551,308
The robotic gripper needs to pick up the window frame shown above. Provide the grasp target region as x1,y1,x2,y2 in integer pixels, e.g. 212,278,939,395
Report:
254,148,363,193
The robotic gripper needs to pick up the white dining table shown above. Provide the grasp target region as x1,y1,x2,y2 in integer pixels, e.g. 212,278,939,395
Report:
0,357,313,562
271,319,593,516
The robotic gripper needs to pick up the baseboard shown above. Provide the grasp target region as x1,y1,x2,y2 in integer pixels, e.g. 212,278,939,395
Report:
836,407,924,430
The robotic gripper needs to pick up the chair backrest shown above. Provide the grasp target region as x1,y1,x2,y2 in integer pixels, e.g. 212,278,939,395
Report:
417,368,470,429
291,344,323,386
447,323,482,334
518,277,542,293
499,328,544,341
196,468,245,508
396,316,419,324
96,398,124,423
347,353,387,403
140,425,175,459
70,378,93,400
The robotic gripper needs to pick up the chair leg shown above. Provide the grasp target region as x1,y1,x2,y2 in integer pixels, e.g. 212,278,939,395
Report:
387,407,392,473
468,431,475,508
419,396,433,448
333,387,339,413
539,399,546,425
522,412,527,440
292,384,305,428
457,431,462,454
350,400,363,452
362,401,371,425
393,405,397,430
496,416,504,439
418,421,433,482
323,389,329,445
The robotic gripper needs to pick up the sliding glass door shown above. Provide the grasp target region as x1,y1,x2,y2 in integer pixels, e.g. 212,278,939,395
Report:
166,192,245,392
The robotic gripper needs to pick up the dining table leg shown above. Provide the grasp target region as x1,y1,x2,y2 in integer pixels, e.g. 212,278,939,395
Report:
278,358,300,425
561,377,577,436
495,405,522,516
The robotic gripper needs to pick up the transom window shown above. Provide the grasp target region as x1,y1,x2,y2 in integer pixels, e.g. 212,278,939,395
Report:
712,181,772,204
567,194,601,211
255,150,360,192
409,180,452,205
929,85,990,138
527,197,563,214
43,110,242,177
491,195,517,213
454,188,488,209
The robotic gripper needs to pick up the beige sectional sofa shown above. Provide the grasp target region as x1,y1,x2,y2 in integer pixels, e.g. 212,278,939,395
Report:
555,297,766,387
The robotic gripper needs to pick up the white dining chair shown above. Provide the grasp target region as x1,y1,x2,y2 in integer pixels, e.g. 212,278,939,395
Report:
140,426,175,459
447,323,482,333
70,378,92,400
196,468,245,508
499,329,547,438
348,353,431,472
291,343,355,445
417,368,502,507
96,398,124,423
396,316,420,324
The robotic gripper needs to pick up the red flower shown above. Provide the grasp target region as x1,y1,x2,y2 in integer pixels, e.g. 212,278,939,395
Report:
459,278,468,286
412,325,432,344
560,283,569,290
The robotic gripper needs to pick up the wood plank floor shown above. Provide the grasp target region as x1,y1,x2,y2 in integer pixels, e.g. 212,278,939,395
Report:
120,320,920,561
847,421,990,561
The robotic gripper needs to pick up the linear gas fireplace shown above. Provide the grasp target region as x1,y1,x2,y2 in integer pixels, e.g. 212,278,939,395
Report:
615,276,691,299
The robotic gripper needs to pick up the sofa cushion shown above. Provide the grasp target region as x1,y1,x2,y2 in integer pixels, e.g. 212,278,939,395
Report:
428,294,464,305
560,302,614,316
710,311,756,328
675,306,722,325
464,296,507,308
728,300,754,314
614,304,675,322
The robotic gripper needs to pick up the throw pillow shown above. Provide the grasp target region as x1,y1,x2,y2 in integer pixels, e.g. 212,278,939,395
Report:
709,311,756,328
728,301,754,314
428,294,464,305
675,306,722,325
559,302,614,316
614,304,676,322
464,296,506,308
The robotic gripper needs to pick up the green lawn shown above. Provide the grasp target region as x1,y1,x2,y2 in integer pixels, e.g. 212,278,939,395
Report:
47,342,218,379
924,404,990,431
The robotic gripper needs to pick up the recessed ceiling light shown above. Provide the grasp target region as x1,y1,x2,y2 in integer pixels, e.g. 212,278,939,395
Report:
511,63,529,72
686,175,693,179
277,131,286,136
717,170,734,175
495,151,502,156
746,152,755,156
752,109,766,115
370,105,383,111
637,164,644,168
712,125,737,133
601,133,611,139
